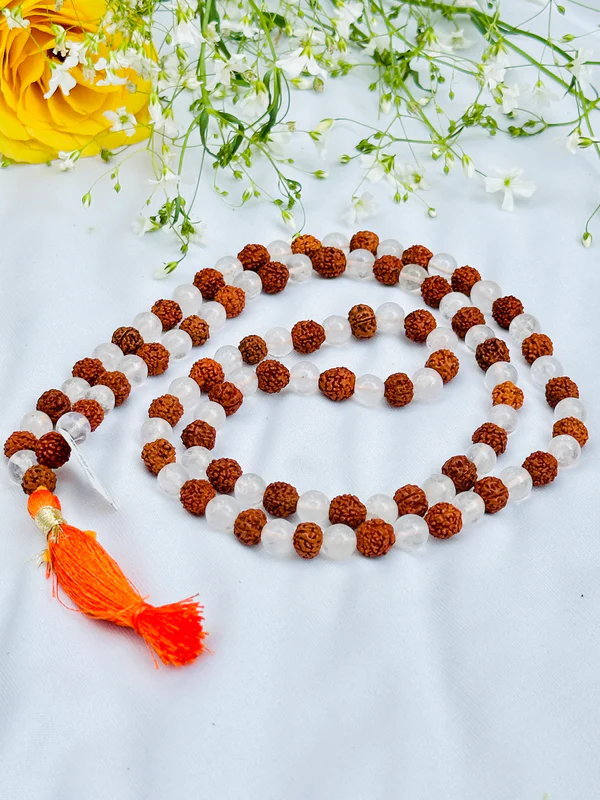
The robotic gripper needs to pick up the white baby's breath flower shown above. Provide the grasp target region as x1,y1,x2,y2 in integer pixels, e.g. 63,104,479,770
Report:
44,55,78,99
343,191,379,224
132,215,156,235
208,54,247,89
238,83,269,121
311,118,333,158
149,167,181,200
482,58,507,91
276,46,326,80
531,80,558,109
281,210,296,230
359,154,396,187
2,6,30,29
149,100,179,138
204,21,220,43
500,83,521,114
332,2,362,39
171,18,203,46
568,49,594,94
221,14,258,38
396,162,429,191
484,167,536,212
103,107,137,137
462,155,475,179
558,132,600,154
57,151,78,171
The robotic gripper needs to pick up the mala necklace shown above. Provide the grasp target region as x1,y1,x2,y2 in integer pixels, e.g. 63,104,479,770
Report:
4,231,588,666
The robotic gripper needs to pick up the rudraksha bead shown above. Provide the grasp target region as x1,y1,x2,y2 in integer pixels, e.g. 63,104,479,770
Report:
180,479,216,515
451,266,481,295
492,295,524,329
97,371,131,406
36,389,71,424
545,376,579,409
319,367,355,401
208,381,244,416
475,338,511,371
425,349,459,384
329,494,367,529
293,522,323,559
425,502,462,539
451,306,485,339
111,326,143,355
384,373,414,407
36,432,70,468
442,455,477,492
189,358,225,392
311,246,346,278
22,465,57,495
256,359,290,393
239,335,268,365
137,342,170,376
348,304,377,339
404,309,436,343
215,285,246,318
181,420,216,450
492,381,524,410
206,458,243,493
238,243,270,272
180,315,210,347
148,394,184,426
350,230,379,254
234,508,267,545
72,399,105,431
401,244,433,268
421,275,451,308
193,267,226,300
291,320,326,354
151,299,183,331
258,261,289,294
521,333,553,365
356,519,396,557
291,234,322,258
552,417,588,447
474,476,509,514
373,254,402,285
522,451,558,486
141,438,176,475
472,422,508,455
394,484,428,517
263,481,299,518
72,357,106,385
4,430,37,459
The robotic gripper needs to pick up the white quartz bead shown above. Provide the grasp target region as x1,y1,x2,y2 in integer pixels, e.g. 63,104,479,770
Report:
466,442,496,475
399,264,428,291
85,384,115,412
554,397,586,422
157,462,190,497
233,270,262,299
229,366,259,397
140,417,173,444
322,524,357,559
470,280,502,314
484,361,518,390
377,238,404,258
509,313,541,344
162,329,193,360
322,232,349,250
499,466,533,502
93,342,123,371
439,291,470,321
261,519,295,556
426,326,459,352
428,252,457,276
423,474,456,505
234,473,266,508
530,355,563,388
323,315,352,347
181,446,213,478
346,248,375,279
20,410,53,437
215,255,244,282
56,412,91,445
194,400,226,431
290,361,320,394
60,377,90,404
265,327,293,358
453,491,485,525
214,345,243,374
354,374,384,407
198,301,226,331
168,376,201,410
287,253,312,282
366,494,398,524
548,434,581,467
376,302,405,334
132,311,162,342
393,514,429,551
205,495,240,533
172,284,202,317
119,354,148,387
8,450,37,484
297,490,330,523
487,403,519,434
412,367,443,402
267,239,291,259
465,324,495,352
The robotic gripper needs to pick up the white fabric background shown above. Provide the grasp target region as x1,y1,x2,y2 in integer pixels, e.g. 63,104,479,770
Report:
1,6,600,798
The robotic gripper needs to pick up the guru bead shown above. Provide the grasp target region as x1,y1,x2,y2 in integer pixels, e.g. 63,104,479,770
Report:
21,464,57,495
35,432,71,468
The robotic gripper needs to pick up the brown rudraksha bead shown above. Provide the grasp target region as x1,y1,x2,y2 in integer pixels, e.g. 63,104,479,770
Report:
552,417,588,447
425,502,462,539
180,315,210,347
206,458,243,493
151,299,183,331
4,431,37,459
97,371,131,406
521,333,553,365
111,326,143,355
72,357,106,385
137,342,170,376
238,243,270,272
421,275,451,308
492,381,524,410
475,338,511,371
545,376,579,409
258,261,289,294
328,494,367,529
394,484,428,517
451,266,481,295
263,481,299,518
141,438,176,475
404,309,436,343
239,335,268,365
311,246,346,278
148,394,184,426
451,306,486,339
319,367,355,401
442,455,477,493
193,267,225,300
208,381,244,416
36,389,71,424
522,451,558,487
356,518,396,557
350,230,379,255
292,234,322,258
425,349,460,384
293,522,323,559
181,420,216,450
72,399,105,431
492,295,524,329
474,477,509,514
215,285,246,318
234,508,267,545
384,373,414,408
180,479,216,515
373,255,402,286
291,320,326,354
472,422,508,455
189,358,225,392
256,359,290,393
348,304,377,339
22,465,57,495
401,244,433,268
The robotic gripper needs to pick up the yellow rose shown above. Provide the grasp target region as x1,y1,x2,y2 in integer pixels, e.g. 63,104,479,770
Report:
0,0,150,163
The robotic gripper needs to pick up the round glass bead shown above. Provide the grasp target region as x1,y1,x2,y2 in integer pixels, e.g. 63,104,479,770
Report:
423,474,456,505
92,342,123,371
157,462,190,497
180,446,213,478
172,284,202,317
428,252,457,276
509,313,541,344
377,238,404,258
354,374,384,407
267,239,291,259
466,442,496,475
215,255,244,282
233,270,262,299
393,514,429,551
412,367,443,402
140,417,173,445
60,377,90,404
453,491,485,525
375,302,405,334
465,324,495,352
118,354,148,387
426,326,459,352
297,490,330,523
234,473,266,508
499,466,533,502
366,494,398,524
287,253,312,282
484,361,518,391
265,327,293,358
399,264,428,292
162,329,193,361
132,311,162,342
554,397,586,423
548,434,581,467
346,248,375,279
194,400,226,431
85,385,115,413
261,519,295,556
56,412,91,445
323,315,352,347
20,410,53,437
439,291,470,322
198,301,226,331
229,366,258,397
530,355,563,388
487,403,519,434
205,495,240,533
168,376,201,410
214,345,243,374
322,524,357,559
470,280,502,314
322,232,349,250
8,449,37,484
289,361,320,395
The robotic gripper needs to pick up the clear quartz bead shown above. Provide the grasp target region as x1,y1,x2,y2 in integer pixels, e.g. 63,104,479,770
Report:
323,315,351,347
354,374,384,407
233,270,262,299
234,473,266,508
229,366,258,397
466,442,496,475
118,354,148,387
548,434,581,467
426,326,459,352
162,329,193,360
530,355,563,388
465,324,495,352
132,311,162,342
439,291,470,321
428,253,457,276
399,264,428,292
181,446,213,478
290,361,320,395
499,466,533,502
484,361,518,390
168,376,201,410
93,342,123,370
56,412,91,445
366,494,398,524
297,490,330,523
554,397,586,422
214,345,243,374
20,410,53,437
198,301,226,331
322,524,357,559
172,284,202,317
205,495,240,533
487,403,519,433
287,253,312,282
412,368,443,402
509,313,541,344
453,491,485,525
267,239,291,259
215,255,244,282
377,238,404,258
393,514,429,551
85,385,115,412
470,280,502,314
140,417,173,444
61,377,90,404
261,519,295,556
346,248,375,279
8,450,37,483
322,232,349,250
157,462,190,497
376,302,405,334
265,327,293,357
423,474,456,505
194,400,226,431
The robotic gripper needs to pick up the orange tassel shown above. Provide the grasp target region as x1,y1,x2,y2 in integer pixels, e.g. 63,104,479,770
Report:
27,488,206,667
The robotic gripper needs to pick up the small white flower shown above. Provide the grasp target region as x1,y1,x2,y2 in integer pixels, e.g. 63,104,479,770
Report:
171,18,203,46
482,58,507,91
343,191,379,224
149,101,179,138
132,215,155,235
281,210,296,230
558,132,600,154
188,220,207,245
2,6,30,29
276,47,326,80
149,167,181,200
311,118,333,158
531,80,558,109
204,21,220,44
462,155,475,179
103,107,138,137
484,167,536,212
396,162,429,191
359,154,397,188
94,56,128,87
66,39,88,65
238,84,269,121
332,2,362,39
500,83,521,114
57,151,78,171
568,49,594,93
208,54,247,89
44,55,78,99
